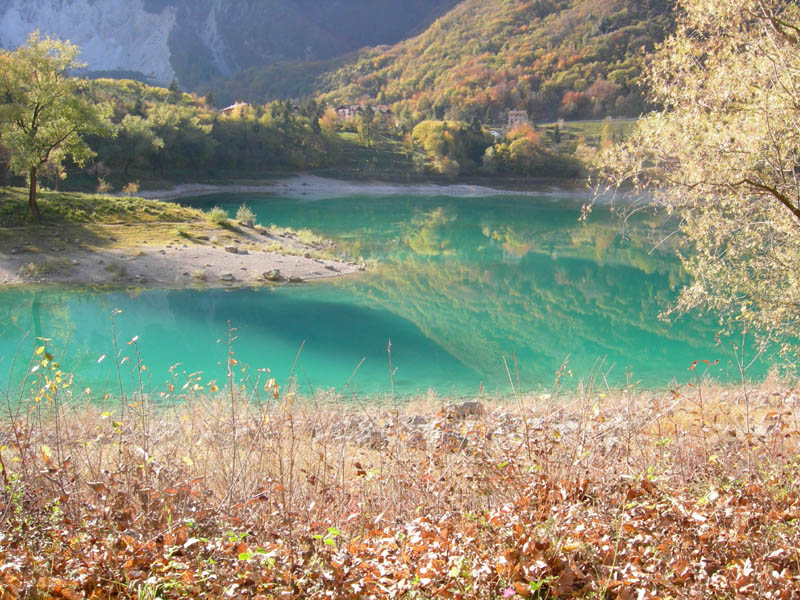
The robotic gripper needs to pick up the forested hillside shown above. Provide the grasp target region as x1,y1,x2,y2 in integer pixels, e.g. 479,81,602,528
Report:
314,0,672,122
64,79,334,188
1,0,674,118
0,0,677,190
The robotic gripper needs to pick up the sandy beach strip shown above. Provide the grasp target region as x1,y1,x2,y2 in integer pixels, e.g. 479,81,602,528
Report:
133,174,599,202
0,222,363,288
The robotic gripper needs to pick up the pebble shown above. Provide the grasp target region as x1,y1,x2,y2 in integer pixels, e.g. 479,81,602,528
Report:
224,246,238,254
220,273,235,281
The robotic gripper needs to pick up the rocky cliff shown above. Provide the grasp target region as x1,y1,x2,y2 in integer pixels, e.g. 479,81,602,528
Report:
0,0,178,83
0,0,454,89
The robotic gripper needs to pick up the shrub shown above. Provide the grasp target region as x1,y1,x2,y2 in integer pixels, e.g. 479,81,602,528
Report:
206,206,229,226
122,181,140,196
236,203,255,226
96,179,112,195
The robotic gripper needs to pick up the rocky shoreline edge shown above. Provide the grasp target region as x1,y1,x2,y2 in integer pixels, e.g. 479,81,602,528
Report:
0,220,364,288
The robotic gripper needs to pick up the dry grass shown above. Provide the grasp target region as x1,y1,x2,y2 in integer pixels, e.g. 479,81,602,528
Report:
1,345,799,598
0,188,342,261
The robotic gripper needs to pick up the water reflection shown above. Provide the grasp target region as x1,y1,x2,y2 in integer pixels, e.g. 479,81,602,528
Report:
0,193,744,397
318,196,724,386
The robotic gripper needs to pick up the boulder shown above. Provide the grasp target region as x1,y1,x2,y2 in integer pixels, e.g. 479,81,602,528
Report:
220,273,235,282
224,246,239,254
449,401,485,419
263,269,282,281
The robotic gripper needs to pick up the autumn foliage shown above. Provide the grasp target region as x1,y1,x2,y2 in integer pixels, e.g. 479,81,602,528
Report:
1,348,799,598
318,0,671,123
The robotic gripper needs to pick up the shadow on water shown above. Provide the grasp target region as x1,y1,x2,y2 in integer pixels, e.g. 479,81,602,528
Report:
0,192,769,398
0,285,480,398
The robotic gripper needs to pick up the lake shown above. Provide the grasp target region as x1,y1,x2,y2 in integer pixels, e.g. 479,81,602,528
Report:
0,190,746,400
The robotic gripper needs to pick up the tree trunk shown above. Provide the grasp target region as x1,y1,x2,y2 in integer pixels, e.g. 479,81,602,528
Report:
28,166,41,222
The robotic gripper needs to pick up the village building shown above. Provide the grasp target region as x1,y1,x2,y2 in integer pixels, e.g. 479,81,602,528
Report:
218,101,250,116
335,104,362,119
507,109,530,129
335,104,393,120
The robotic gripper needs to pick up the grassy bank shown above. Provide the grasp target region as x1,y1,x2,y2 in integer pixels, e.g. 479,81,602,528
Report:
0,187,354,287
0,187,209,275
1,363,798,598
0,187,201,227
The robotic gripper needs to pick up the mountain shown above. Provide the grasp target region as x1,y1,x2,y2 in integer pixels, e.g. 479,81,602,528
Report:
315,0,673,122
0,0,455,89
0,0,674,119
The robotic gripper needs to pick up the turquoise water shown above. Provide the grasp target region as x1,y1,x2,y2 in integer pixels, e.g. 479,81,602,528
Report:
0,192,746,398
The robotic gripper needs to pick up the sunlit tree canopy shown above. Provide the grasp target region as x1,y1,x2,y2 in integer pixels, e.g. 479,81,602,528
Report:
0,31,114,220
593,0,800,364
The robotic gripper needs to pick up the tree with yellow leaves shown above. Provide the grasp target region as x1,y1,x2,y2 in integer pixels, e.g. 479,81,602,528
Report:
593,0,800,361
0,32,114,221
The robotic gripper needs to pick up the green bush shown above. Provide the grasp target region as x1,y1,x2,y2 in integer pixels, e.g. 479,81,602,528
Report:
206,206,229,226
236,203,255,226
